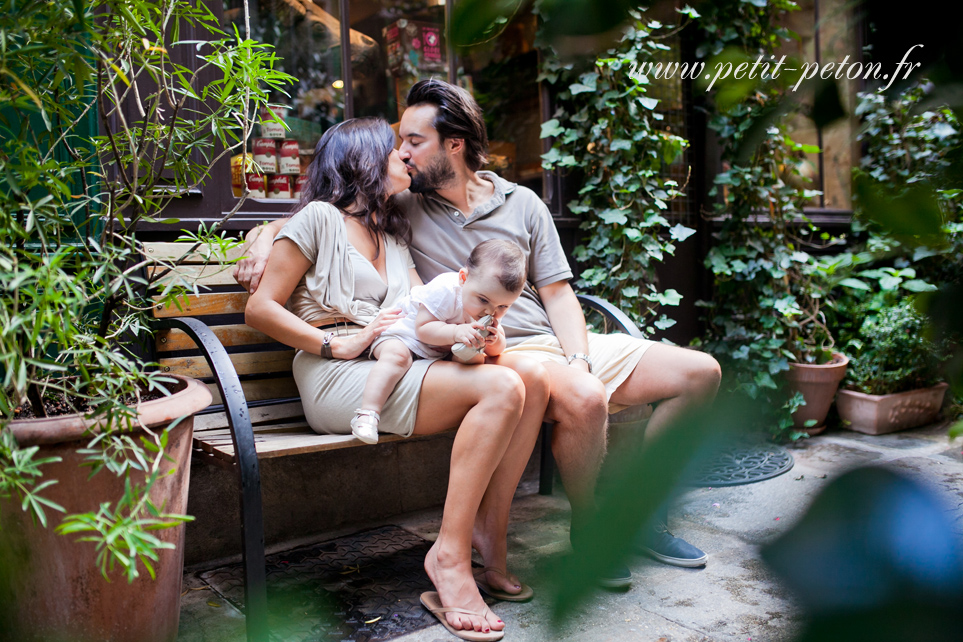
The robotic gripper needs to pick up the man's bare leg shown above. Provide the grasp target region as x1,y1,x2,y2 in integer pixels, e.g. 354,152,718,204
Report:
539,362,609,529
609,343,721,567
609,343,722,439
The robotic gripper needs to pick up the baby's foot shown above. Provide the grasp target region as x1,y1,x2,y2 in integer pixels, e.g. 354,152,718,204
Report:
350,409,380,444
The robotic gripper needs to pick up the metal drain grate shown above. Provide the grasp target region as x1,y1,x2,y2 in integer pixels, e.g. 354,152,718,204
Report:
200,525,437,642
690,442,795,487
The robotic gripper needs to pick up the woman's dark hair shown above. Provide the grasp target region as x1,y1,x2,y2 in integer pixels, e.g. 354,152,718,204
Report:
405,79,488,172
297,117,411,254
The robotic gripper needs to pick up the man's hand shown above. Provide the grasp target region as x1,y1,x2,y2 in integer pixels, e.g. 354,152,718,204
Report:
234,252,270,294
234,219,287,293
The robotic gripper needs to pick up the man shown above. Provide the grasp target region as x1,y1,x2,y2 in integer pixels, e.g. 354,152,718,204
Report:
235,80,721,586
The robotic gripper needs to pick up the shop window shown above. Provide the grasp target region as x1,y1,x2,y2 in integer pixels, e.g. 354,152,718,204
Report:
155,0,548,227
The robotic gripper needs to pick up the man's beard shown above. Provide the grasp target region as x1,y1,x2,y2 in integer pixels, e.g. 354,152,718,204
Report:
407,153,456,193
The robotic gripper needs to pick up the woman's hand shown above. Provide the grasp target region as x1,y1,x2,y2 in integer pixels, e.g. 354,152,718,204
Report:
332,307,404,360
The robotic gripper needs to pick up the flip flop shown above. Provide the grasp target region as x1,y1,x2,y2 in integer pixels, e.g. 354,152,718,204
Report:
473,566,535,602
420,591,504,641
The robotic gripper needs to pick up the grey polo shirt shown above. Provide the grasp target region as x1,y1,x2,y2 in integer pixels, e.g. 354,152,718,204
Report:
395,171,573,345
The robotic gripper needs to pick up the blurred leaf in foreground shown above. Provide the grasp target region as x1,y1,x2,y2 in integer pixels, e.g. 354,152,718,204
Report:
762,466,963,642
543,393,762,623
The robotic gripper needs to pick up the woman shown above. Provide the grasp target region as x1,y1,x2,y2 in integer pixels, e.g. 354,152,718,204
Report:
245,118,549,640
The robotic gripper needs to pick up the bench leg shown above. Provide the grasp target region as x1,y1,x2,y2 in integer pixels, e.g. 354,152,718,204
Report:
539,421,555,495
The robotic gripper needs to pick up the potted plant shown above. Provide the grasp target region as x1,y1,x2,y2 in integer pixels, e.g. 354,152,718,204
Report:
0,2,290,639
835,299,948,434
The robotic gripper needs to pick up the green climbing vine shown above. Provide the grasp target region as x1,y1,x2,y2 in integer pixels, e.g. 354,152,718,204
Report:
537,7,698,335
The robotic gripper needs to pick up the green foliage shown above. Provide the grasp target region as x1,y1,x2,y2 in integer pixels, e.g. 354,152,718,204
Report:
538,9,696,334
0,0,292,582
692,0,829,441
828,82,963,400
841,300,946,395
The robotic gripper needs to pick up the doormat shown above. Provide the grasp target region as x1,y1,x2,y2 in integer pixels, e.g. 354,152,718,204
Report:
690,441,794,487
199,525,438,642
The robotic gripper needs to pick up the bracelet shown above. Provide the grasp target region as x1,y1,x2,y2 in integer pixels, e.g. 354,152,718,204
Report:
320,332,334,359
566,352,593,373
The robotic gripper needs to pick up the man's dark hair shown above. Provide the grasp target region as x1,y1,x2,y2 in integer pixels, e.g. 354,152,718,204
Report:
466,240,527,294
406,79,488,172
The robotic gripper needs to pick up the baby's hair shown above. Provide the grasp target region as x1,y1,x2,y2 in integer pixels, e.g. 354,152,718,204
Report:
466,240,527,293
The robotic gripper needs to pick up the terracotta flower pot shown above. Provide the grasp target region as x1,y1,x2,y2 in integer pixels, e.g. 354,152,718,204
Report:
785,352,849,435
1,375,211,642
837,382,949,435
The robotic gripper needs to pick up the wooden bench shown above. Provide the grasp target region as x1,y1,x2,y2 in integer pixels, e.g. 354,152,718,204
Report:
147,241,646,642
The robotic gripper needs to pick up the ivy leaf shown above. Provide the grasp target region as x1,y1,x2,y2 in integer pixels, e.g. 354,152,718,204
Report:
755,372,778,389
639,96,659,110
610,139,632,151
569,83,594,94
622,286,640,298
540,119,565,139
667,224,695,243
654,316,677,330
623,228,642,241
600,208,628,225
901,279,937,292
648,289,683,306
677,4,700,19
839,278,871,290
879,274,902,290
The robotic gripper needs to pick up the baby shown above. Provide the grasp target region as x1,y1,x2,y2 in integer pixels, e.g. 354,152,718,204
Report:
350,239,527,443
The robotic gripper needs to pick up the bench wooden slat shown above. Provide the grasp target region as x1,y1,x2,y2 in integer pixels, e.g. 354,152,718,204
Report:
157,324,276,352
152,292,249,318
149,265,240,288
209,431,409,461
159,350,295,379
144,242,250,263
205,377,300,405
194,400,306,431
194,421,312,441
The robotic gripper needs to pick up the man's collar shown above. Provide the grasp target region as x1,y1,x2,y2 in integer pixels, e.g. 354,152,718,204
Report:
423,171,517,221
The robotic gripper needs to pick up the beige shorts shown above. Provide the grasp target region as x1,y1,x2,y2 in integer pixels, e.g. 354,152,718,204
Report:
502,332,655,413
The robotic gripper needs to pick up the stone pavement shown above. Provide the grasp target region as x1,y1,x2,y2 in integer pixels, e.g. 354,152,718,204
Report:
178,420,963,642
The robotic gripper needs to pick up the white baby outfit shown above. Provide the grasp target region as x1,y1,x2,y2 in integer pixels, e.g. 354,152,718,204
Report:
372,271,467,359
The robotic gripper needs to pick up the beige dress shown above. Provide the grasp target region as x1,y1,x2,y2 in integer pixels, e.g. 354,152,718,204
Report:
277,201,434,437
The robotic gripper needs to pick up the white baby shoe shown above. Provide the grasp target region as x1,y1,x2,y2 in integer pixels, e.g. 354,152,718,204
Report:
350,409,380,444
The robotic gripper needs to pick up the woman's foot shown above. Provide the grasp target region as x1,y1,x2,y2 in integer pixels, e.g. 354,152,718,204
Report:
425,541,504,634
472,518,524,597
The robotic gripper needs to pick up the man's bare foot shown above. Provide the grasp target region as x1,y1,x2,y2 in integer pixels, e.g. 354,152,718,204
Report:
425,541,504,633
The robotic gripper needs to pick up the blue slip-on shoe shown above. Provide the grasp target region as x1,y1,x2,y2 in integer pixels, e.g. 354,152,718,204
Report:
638,520,708,568
596,563,633,589
569,526,633,589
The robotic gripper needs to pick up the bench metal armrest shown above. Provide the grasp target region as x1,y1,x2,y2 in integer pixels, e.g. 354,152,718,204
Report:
153,316,268,642
575,293,646,339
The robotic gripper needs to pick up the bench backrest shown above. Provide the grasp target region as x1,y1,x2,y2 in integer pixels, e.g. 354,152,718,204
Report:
148,242,299,405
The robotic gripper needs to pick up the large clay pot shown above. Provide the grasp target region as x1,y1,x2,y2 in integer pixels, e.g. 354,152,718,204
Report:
785,352,849,435
1,375,211,642
837,382,949,435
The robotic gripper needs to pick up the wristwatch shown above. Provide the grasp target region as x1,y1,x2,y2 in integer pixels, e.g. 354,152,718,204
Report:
320,332,335,358
566,352,593,373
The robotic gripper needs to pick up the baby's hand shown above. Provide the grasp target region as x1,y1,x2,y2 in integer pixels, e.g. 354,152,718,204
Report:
452,323,485,349
484,321,503,345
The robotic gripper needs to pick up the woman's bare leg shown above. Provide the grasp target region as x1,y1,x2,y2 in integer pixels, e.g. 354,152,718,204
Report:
470,354,550,596
361,339,414,412
413,361,527,633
